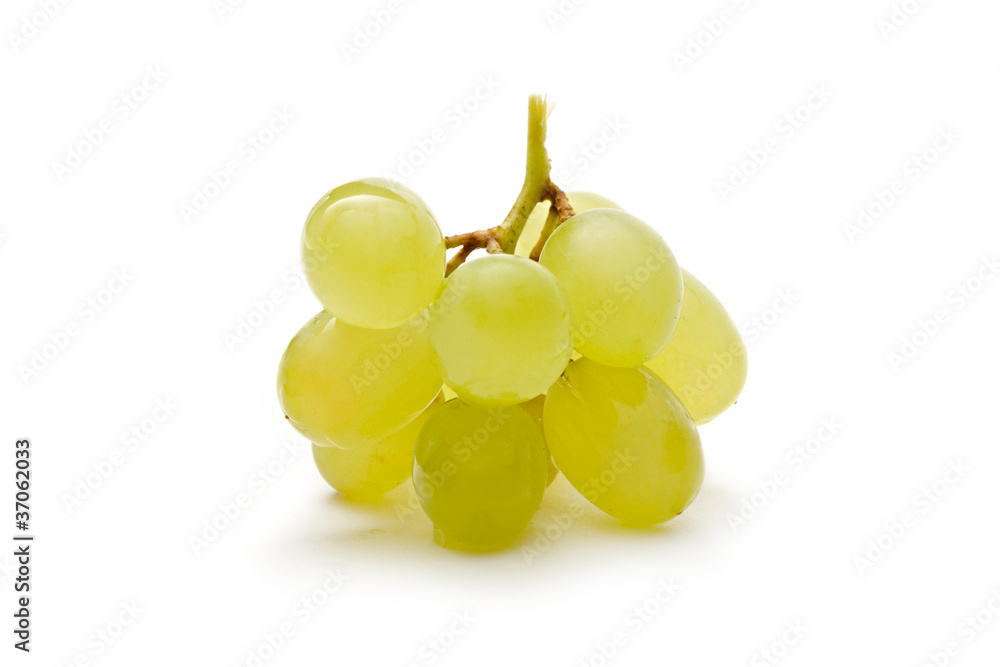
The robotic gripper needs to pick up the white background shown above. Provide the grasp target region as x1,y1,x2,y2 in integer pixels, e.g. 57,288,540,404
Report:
2,0,1000,665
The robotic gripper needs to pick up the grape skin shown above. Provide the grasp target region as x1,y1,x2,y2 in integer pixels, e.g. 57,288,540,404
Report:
302,178,445,329
644,270,747,424
540,209,684,367
413,401,548,551
514,192,622,257
312,395,444,498
544,358,704,526
277,311,442,449
520,395,559,486
428,255,572,406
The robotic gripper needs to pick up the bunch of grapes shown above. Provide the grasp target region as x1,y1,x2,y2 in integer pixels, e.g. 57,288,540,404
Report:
278,97,747,552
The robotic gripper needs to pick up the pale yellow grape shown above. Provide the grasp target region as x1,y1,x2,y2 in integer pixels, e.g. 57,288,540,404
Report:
277,311,442,448
514,192,622,257
428,255,572,406
312,395,444,497
544,358,703,526
644,270,747,424
520,395,559,486
302,178,445,329
540,209,684,367
413,401,548,551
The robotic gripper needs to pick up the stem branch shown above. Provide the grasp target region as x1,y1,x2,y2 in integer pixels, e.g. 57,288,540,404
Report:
442,95,573,275
529,189,575,261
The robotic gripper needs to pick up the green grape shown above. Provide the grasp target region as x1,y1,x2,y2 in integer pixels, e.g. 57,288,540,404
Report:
312,394,445,497
428,254,572,406
520,395,559,486
413,401,548,551
644,270,747,424
540,209,684,367
544,358,703,526
277,311,442,448
514,192,622,257
302,178,445,329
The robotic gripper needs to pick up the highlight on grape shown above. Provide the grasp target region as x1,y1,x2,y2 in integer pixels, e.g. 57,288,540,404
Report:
276,96,748,551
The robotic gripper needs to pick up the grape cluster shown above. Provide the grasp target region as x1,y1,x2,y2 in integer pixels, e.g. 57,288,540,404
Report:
278,102,746,552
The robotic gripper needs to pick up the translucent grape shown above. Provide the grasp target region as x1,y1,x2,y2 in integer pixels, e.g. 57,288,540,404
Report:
413,401,548,551
644,270,747,424
302,178,445,329
520,395,559,486
539,209,684,367
514,192,622,257
428,255,572,406
277,311,442,448
312,395,444,497
544,358,703,526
